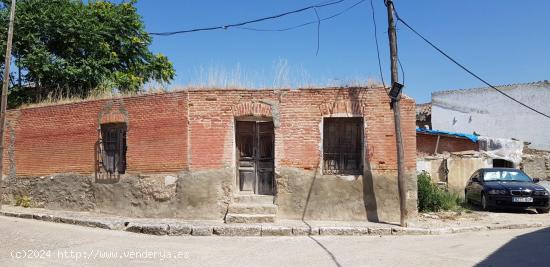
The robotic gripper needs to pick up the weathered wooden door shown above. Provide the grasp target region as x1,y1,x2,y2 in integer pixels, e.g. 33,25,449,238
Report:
236,121,275,195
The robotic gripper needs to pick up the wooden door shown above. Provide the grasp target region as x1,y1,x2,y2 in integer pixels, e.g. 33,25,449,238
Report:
236,121,275,195
257,122,274,195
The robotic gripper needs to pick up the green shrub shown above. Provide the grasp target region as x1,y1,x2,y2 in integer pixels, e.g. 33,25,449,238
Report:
15,195,32,208
417,171,462,212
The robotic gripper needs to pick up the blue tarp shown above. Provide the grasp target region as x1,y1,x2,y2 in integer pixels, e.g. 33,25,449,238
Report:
416,128,478,143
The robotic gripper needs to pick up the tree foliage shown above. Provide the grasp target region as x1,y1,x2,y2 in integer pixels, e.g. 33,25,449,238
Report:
0,0,175,107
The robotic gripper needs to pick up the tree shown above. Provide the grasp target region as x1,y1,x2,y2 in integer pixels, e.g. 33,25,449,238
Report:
0,0,175,107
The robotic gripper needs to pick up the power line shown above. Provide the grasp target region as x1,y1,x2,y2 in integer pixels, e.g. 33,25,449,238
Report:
313,8,321,56
398,57,405,85
235,0,366,32
393,8,550,119
369,0,386,89
149,0,345,36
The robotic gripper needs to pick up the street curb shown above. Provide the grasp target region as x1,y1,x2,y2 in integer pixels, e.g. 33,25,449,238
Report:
1,210,548,237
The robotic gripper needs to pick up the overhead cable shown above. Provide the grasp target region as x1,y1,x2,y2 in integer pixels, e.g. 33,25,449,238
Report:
149,0,345,36
393,7,550,119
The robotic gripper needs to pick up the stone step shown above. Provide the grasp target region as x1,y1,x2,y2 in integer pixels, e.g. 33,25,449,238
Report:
228,203,277,215
225,214,276,224
232,194,274,204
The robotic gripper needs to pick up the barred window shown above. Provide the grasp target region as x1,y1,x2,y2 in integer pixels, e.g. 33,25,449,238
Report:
100,123,127,174
323,118,363,175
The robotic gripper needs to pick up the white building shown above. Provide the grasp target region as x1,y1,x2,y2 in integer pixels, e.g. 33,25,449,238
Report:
431,81,550,150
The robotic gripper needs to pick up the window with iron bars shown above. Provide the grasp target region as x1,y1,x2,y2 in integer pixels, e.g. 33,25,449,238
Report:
100,123,127,174
323,118,363,175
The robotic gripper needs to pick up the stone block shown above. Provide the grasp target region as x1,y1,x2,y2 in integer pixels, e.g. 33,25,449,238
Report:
213,225,261,236
191,226,213,236
292,226,319,236
319,226,369,236
391,227,430,235
368,227,392,236
451,226,484,233
168,224,192,236
125,223,169,235
261,226,292,236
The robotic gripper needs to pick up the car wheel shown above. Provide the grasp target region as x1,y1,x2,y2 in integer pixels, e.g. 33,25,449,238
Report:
536,208,550,214
481,193,489,211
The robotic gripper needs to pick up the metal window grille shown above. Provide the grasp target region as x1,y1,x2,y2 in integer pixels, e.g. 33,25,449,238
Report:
95,123,127,182
323,118,363,175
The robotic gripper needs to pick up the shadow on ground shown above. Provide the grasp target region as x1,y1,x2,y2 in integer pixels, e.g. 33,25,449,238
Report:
476,227,550,266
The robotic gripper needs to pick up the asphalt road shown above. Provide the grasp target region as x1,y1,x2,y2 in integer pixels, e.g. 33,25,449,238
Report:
1,216,549,267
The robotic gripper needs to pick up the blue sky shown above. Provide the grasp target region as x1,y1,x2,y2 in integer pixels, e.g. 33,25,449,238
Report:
136,0,550,103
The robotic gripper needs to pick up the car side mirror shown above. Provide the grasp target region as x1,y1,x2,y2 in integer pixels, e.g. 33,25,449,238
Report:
533,178,541,183
472,177,480,183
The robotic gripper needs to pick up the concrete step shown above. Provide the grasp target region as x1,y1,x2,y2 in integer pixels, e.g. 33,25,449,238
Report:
225,214,276,224
228,203,277,215
233,194,274,204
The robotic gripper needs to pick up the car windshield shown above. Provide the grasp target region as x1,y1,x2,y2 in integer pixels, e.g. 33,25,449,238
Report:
483,170,532,182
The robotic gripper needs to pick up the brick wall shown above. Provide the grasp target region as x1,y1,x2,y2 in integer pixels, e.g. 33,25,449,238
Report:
4,92,188,176
186,88,415,172
416,132,479,156
3,87,415,176
186,90,279,170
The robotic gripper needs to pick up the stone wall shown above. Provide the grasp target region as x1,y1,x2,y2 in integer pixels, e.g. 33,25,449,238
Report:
1,171,233,220
1,174,95,211
522,146,550,180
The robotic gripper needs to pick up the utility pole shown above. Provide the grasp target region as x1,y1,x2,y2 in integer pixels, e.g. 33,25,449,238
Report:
0,0,16,210
384,0,407,227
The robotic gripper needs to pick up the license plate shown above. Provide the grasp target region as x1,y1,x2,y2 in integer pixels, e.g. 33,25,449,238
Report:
512,197,533,203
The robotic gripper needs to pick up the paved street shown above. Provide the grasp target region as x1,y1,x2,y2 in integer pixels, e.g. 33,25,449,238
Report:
1,216,549,267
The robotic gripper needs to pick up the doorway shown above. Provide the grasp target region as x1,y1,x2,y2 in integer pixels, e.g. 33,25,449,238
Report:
235,120,275,195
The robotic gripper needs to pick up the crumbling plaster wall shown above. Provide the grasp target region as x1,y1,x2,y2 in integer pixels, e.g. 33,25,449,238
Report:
447,157,491,194
275,167,417,223
417,155,491,195
521,147,550,180
1,171,233,220
2,174,96,211
94,170,232,219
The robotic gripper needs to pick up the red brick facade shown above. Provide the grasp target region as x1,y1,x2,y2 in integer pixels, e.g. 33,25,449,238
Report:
416,132,479,156
3,87,416,177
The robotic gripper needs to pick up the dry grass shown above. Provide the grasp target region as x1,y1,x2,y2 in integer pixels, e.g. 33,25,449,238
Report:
18,60,384,109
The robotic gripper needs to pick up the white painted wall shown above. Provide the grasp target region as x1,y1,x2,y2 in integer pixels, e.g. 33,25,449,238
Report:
431,82,550,150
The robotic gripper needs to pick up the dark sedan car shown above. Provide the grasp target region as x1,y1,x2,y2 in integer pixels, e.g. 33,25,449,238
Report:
465,168,550,213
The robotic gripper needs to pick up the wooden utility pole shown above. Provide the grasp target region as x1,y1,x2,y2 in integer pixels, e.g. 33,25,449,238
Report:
385,0,407,227
0,0,16,210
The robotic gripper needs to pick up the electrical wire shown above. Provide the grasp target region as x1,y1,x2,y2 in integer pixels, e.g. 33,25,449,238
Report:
314,8,321,56
370,0,386,90
398,57,405,85
393,7,550,119
149,0,345,36
235,0,366,32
